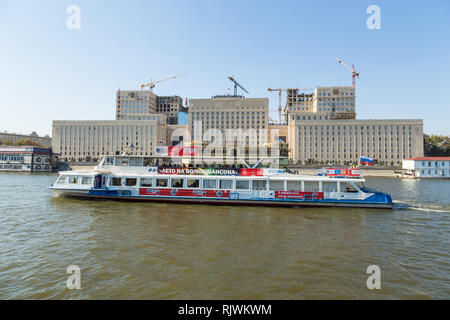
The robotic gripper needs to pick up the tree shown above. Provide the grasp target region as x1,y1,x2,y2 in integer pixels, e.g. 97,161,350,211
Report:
13,139,44,147
424,134,450,156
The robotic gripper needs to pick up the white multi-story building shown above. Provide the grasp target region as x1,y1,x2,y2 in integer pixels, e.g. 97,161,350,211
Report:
288,119,424,165
402,157,450,178
52,118,166,161
285,86,356,123
188,97,269,146
116,90,157,120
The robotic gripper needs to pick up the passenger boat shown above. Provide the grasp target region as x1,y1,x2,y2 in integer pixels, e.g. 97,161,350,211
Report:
49,156,393,209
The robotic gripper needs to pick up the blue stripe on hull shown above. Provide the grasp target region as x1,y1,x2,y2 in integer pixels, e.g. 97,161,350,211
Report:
64,189,393,209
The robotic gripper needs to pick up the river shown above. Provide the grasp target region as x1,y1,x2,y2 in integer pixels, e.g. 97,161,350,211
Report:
0,173,449,299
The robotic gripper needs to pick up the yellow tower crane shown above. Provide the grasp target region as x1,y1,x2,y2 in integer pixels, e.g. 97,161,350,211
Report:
140,73,187,91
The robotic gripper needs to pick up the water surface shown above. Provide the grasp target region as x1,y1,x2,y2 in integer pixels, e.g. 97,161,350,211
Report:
0,173,449,299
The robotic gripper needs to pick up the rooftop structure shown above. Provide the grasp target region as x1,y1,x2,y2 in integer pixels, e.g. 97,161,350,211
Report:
0,146,52,172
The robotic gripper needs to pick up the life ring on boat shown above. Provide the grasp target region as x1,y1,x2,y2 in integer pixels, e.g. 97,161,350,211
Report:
216,190,223,197
35,165,41,170
35,157,42,162
170,189,178,196
44,165,50,170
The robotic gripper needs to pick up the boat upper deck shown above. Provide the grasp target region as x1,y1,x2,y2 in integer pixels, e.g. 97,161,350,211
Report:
59,155,365,182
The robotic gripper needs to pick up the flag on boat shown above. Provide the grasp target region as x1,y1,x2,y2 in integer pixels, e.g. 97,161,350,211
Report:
359,156,374,166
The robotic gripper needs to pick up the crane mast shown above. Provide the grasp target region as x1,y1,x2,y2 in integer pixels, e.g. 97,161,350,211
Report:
267,88,285,124
267,88,312,124
336,57,359,87
227,76,249,96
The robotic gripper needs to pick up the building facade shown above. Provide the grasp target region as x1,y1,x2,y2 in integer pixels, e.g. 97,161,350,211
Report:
0,132,52,148
288,119,423,165
52,118,166,161
285,86,356,123
116,90,157,120
402,157,450,178
188,97,269,145
156,96,185,124
0,146,52,172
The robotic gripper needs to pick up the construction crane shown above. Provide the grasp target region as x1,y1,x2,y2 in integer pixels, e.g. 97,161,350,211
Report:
267,88,312,124
336,57,359,87
140,73,187,91
267,88,286,124
227,76,249,96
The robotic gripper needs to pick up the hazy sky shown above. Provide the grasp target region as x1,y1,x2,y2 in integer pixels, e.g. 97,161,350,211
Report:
0,0,449,136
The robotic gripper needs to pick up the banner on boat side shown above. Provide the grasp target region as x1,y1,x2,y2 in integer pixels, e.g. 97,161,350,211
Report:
275,191,324,200
240,168,264,176
325,168,361,177
157,167,240,176
168,146,200,157
156,167,287,176
139,188,231,198
155,146,200,157
241,168,286,176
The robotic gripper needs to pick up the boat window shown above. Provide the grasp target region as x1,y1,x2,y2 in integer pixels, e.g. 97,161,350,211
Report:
56,175,68,184
129,158,143,166
125,178,137,187
304,181,320,192
111,177,122,186
322,182,338,192
69,177,79,184
219,179,233,190
269,180,284,190
355,182,365,189
344,183,359,193
171,179,184,188
81,177,93,185
203,179,216,189
187,179,200,188
236,180,250,190
116,158,129,166
140,178,153,187
287,180,302,191
143,158,153,166
105,157,114,165
156,179,168,187
252,180,267,190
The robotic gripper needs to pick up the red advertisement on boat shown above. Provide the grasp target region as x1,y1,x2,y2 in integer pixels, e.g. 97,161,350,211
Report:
240,168,264,176
275,191,324,199
139,188,231,198
168,146,200,157
325,168,361,177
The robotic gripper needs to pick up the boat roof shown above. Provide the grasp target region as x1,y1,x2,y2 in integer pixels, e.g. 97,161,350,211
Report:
58,170,365,182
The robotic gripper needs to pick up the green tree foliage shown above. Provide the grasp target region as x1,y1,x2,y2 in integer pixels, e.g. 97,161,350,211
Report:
0,139,13,145
424,134,450,156
12,139,45,147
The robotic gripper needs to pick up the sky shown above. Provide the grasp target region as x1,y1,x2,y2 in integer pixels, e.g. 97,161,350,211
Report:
0,0,449,136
